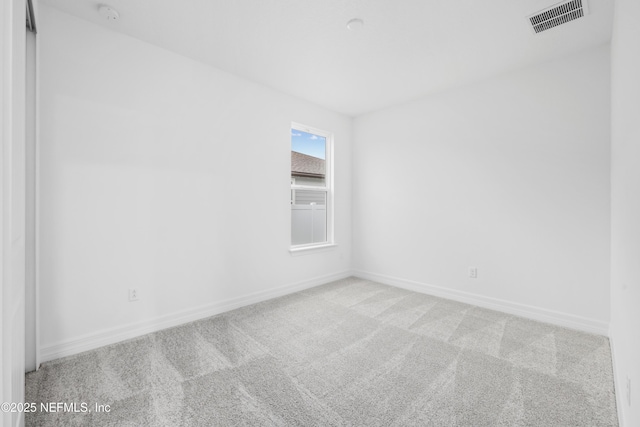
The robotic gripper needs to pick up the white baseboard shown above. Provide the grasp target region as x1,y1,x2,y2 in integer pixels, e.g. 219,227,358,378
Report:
608,330,625,427
353,270,609,336
39,270,352,364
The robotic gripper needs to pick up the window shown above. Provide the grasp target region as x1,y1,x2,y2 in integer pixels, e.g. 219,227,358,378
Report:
290,123,333,248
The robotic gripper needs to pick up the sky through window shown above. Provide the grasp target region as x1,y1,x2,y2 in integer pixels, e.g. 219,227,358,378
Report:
291,129,326,159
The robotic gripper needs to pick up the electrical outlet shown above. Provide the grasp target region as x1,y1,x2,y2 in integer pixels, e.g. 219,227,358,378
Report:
129,288,139,302
627,376,631,406
469,267,478,279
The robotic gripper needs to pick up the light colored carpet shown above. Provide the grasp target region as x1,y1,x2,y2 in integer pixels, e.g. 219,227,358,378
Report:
26,277,618,426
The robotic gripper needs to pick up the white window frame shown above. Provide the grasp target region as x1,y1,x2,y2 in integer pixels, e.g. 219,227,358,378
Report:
290,122,335,253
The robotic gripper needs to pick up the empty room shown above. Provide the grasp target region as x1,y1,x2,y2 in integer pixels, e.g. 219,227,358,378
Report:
1,0,639,426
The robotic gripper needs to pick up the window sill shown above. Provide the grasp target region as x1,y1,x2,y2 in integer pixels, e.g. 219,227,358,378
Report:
289,243,337,256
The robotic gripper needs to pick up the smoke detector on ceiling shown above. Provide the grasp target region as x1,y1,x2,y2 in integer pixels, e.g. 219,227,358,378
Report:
527,0,588,34
98,5,120,21
347,18,364,31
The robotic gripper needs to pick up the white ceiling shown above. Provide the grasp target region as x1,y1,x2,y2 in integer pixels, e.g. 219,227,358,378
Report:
40,0,614,116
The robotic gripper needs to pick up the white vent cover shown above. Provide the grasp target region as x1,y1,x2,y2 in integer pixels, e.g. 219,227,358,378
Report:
527,0,589,34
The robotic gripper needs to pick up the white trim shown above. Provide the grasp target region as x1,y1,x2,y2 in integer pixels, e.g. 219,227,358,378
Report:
608,330,625,427
39,270,352,363
290,122,334,250
353,270,610,336
0,0,6,413
289,243,338,256
24,29,37,374
290,185,328,191
34,14,41,371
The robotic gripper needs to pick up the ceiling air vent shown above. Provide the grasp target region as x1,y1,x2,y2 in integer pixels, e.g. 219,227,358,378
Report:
527,0,589,34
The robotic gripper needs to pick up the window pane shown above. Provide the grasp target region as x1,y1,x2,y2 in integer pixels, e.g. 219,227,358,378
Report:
291,130,326,187
291,189,326,205
291,190,327,245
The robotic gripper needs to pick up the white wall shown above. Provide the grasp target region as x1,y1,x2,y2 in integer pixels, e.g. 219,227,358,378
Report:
2,0,27,425
37,5,352,360
353,46,611,333
610,0,640,424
